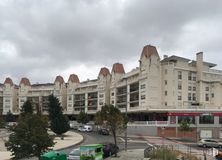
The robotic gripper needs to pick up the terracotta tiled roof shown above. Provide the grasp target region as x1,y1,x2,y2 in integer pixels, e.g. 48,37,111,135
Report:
140,45,159,59
4,77,13,86
19,77,31,86
99,67,110,77
54,75,64,84
112,63,125,74
68,74,80,83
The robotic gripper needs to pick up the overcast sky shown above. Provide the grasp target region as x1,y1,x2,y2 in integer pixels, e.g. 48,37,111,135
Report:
0,0,222,84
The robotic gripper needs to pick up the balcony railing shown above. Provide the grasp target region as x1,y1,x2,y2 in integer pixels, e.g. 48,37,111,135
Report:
128,121,169,126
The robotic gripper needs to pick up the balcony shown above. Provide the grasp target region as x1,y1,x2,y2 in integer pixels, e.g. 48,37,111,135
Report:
117,104,126,109
130,82,139,92
88,92,98,100
117,86,127,95
128,121,169,126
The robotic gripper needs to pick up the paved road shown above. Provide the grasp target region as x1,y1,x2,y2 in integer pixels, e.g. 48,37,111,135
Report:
60,131,148,155
20,131,213,160
23,130,147,160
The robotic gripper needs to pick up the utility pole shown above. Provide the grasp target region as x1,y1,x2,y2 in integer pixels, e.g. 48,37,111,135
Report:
124,78,128,151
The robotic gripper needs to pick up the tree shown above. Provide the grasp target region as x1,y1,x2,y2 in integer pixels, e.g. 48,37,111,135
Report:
179,120,192,138
5,110,15,122
48,94,69,137
95,105,126,148
20,100,33,116
5,114,54,159
0,115,5,128
77,111,89,124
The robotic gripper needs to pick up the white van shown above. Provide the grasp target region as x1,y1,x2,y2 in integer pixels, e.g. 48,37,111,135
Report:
83,125,93,132
78,125,93,132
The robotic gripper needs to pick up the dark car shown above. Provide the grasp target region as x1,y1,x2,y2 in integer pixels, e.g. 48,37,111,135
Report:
103,143,119,158
98,128,109,135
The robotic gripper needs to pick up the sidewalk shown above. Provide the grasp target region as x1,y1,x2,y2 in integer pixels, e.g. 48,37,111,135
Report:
107,149,144,160
0,131,83,160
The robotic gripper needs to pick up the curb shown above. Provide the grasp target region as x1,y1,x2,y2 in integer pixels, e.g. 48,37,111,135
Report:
165,137,196,145
56,131,85,151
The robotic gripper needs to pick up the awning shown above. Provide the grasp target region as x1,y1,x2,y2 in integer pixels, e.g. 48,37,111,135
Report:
212,113,222,116
167,112,201,116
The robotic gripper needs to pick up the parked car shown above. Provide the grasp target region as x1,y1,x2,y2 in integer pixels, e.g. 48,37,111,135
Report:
98,128,109,135
69,124,79,130
78,125,93,132
67,148,80,160
78,126,85,132
103,143,119,158
198,139,222,148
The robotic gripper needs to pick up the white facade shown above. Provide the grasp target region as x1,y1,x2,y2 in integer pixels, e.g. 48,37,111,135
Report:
1,45,222,116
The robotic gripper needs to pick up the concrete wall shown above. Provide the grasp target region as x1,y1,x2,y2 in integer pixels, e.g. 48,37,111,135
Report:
127,126,157,136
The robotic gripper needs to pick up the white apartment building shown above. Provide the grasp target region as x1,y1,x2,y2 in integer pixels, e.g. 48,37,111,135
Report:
0,68,111,116
1,44,222,139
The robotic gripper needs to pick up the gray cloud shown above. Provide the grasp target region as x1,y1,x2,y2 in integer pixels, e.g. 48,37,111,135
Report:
0,0,222,83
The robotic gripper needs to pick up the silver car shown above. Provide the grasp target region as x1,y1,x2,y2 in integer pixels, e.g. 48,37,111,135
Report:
198,139,222,148
67,148,80,160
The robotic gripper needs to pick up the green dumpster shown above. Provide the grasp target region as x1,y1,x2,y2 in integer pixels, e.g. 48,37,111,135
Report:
80,144,103,160
40,151,67,160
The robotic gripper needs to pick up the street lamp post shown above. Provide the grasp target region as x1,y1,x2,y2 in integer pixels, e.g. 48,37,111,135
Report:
161,127,165,146
124,78,128,151
125,103,127,151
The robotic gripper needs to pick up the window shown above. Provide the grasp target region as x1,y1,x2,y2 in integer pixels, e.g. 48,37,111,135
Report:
211,93,214,98
193,76,196,81
68,96,72,100
170,116,176,124
141,95,146,100
5,99,10,103
164,80,167,85
188,72,192,80
193,87,196,91
199,115,214,124
165,102,167,106
99,94,104,98
141,84,146,89
178,116,195,124
95,148,102,153
219,116,222,124
165,69,167,74
165,91,167,96
205,94,209,101
188,86,192,91
178,92,182,100
192,93,196,101
205,87,209,91
178,71,182,79
188,93,192,101
178,82,182,90
99,102,103,105
111,100,114,104
111,92,114,96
